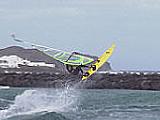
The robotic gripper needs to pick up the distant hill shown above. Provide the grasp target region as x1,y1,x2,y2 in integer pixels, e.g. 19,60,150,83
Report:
0,46,61,63
0,46,111,73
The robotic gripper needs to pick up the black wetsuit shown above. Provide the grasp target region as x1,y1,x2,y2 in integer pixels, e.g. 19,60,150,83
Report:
72,65,83,75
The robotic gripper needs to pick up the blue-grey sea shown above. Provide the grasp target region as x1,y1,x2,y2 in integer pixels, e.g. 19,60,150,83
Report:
0,86,160,120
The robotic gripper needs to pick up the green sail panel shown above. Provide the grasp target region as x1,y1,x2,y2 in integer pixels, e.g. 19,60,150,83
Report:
43,50,94,66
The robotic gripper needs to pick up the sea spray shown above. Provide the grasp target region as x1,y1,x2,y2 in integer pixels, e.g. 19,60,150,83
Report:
0,87,80,120
0,98,13,104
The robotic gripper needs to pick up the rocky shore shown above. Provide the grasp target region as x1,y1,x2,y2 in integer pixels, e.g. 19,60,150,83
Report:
0,71,160,90
1,46,160,91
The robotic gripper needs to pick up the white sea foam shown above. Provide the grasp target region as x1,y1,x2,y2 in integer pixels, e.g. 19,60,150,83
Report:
0,87,79,120
0,86,10,89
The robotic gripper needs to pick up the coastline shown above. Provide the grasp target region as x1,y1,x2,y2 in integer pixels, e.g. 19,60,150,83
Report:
0,70,160,91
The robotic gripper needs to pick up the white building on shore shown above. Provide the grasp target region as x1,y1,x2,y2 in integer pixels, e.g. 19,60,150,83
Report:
0,55,55,68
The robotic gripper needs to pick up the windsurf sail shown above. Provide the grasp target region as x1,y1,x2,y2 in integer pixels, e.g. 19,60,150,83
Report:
82,43,116,80
44,50,94,65
11,34,94,66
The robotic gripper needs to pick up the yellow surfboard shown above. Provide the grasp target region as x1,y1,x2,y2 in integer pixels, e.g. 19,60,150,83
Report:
82,43,116,80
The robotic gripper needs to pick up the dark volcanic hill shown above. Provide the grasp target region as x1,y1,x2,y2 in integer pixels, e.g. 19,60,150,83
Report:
0,46,111,73
0,46,60,63
0,46,65,72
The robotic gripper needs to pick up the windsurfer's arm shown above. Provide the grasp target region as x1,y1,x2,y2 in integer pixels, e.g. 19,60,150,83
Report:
79,67,84,74
81,64,90,68
65,52,79,62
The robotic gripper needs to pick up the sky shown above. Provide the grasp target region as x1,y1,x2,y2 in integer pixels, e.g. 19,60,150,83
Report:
0,0,160,71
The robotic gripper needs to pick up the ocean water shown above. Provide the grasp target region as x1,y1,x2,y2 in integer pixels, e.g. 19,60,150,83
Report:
0,87,160,120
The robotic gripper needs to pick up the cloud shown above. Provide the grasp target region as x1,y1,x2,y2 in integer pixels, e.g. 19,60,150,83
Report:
1,0,160,21
73,0,160,9
0,6,84,21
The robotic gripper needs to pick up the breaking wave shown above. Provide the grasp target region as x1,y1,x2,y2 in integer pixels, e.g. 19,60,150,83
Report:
0,87,79,120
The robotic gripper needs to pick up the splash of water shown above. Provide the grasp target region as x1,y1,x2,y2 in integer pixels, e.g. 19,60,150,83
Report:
0,87,79,120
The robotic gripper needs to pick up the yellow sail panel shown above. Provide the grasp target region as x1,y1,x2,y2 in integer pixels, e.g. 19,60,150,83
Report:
82,43,116,80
